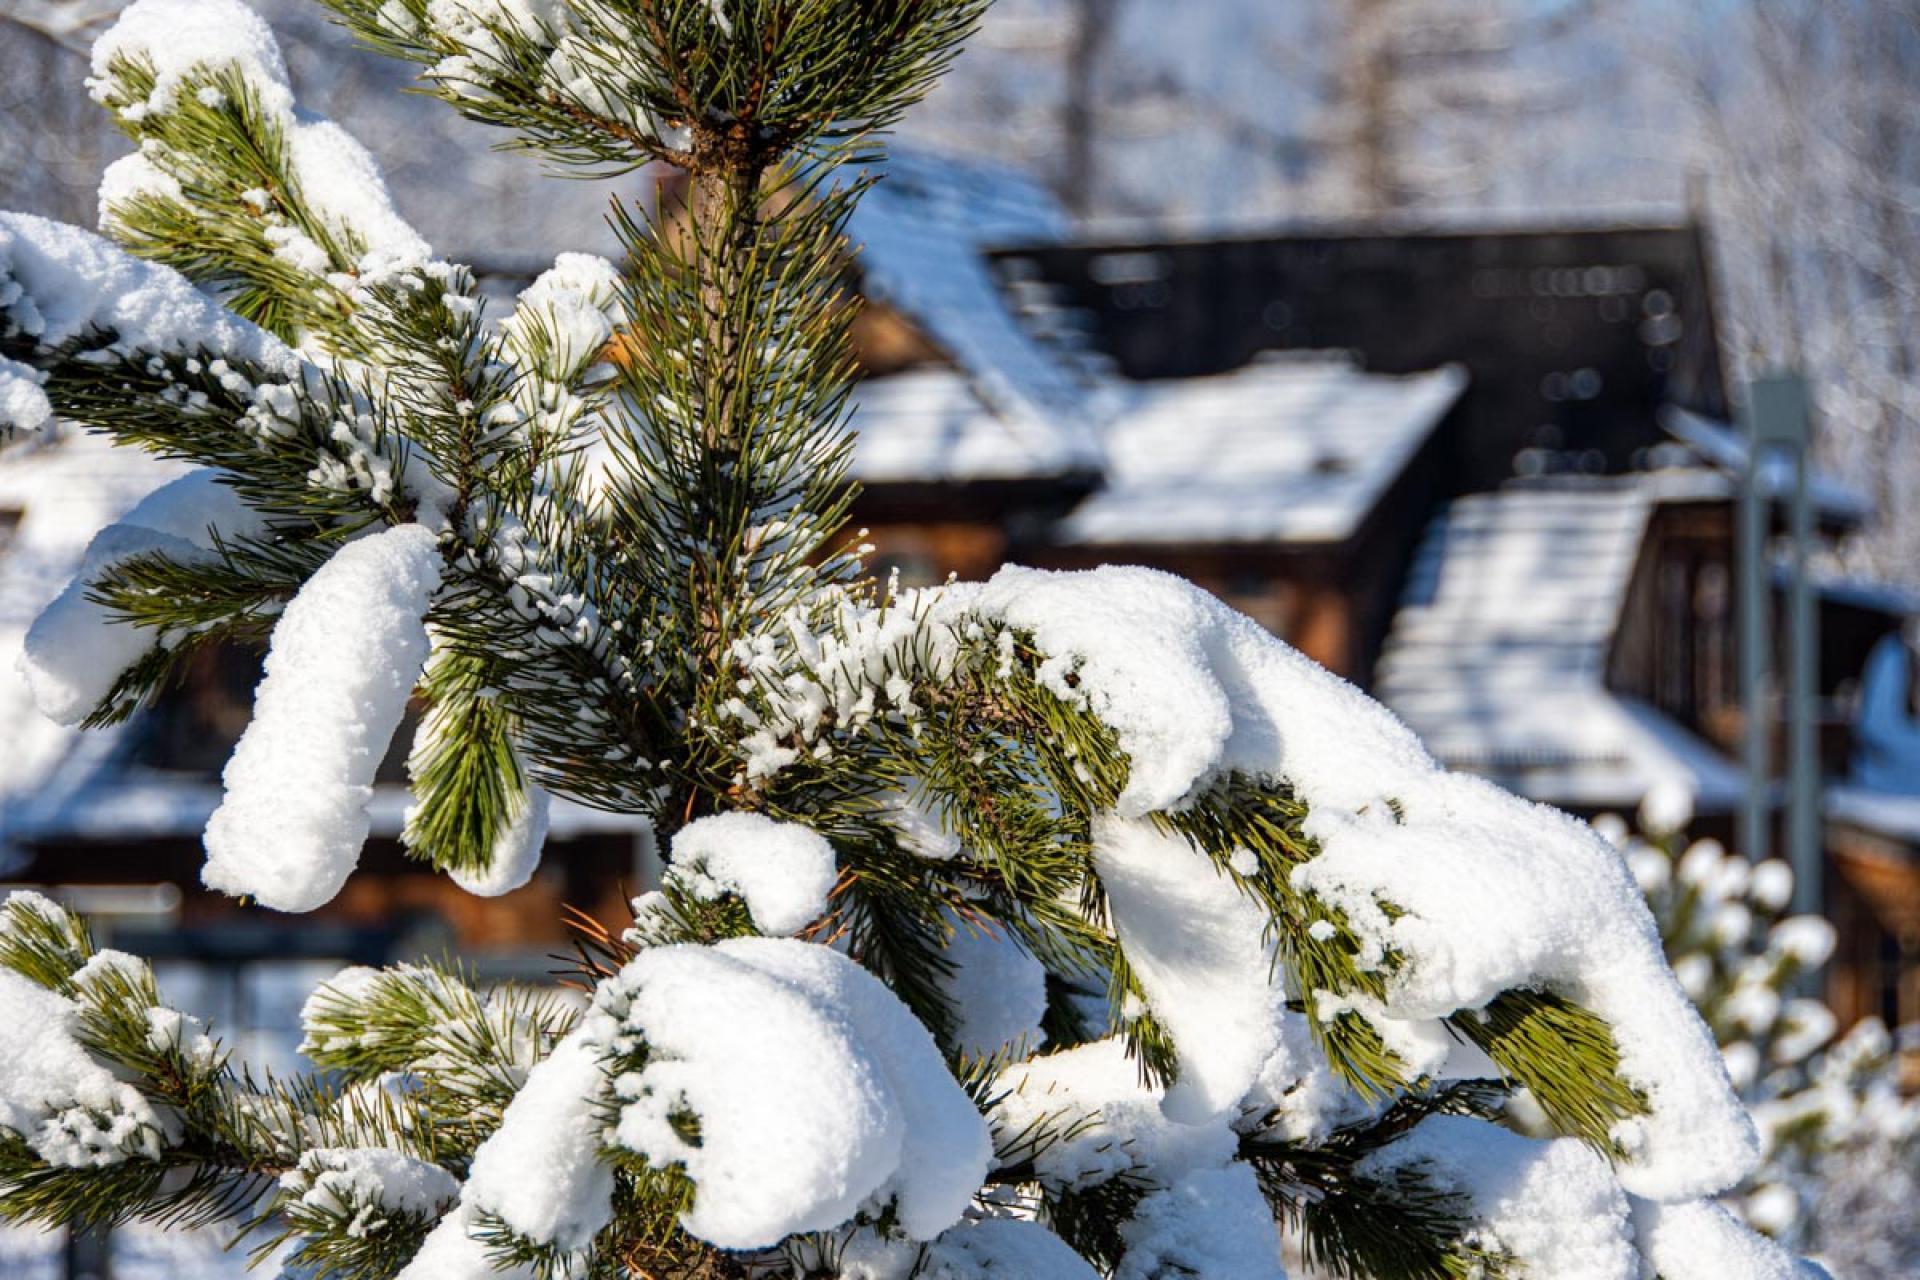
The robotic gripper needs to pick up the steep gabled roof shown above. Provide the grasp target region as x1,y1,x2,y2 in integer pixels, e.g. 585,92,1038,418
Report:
1374,478,1746,812
847,147,1108,481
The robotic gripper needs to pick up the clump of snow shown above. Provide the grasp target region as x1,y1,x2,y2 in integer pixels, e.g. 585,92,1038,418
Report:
939,913,1046,1061
1293,773,1756,1199
203,523,441,912
879,786,963,861
501,252,621,379
88,0,294,120
20,468,269,725
283,1147,460,1238
989,1038,1236,1193
1769,917,1836,969
405,694,552,898
396,1201,534,1280
1091,814,1284,1123
1116,1163,1284,1280
1359,1115,1637,1279
445,778,551,898
0,967,166,1167
1630,1198,1829,1279
1637,779,1695,835
585,936,990,1249
19,522,202,724
0,213,296,421
920,1216,1101,1279
664,811,839,937
460,1031,615,1252
97,149,185,221
964,565,1433,819
1241,1012,1377,1144
0,354,50,432
285,121,433,284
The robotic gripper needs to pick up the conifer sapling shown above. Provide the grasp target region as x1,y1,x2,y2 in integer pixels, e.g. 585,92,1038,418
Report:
0,1,1832,1276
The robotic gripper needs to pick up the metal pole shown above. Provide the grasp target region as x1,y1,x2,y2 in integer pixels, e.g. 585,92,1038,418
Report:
1786,397,1822,918
1747,374,1822,919
1739,394,1773,865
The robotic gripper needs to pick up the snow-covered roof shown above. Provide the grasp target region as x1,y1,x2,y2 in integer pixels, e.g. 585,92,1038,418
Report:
850,368,1079,485
1053,356,1467,547
848,147,1107,480
0,430,186,862
1374,479,1747,812
1828,788,1920,846
1660,406,1872,526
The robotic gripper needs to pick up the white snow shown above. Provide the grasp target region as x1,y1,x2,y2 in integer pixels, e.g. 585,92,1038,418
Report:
585,936,990,1249
1058,356,1466,547
284,121,432,282
396,1201,534,1280
89,0,294,121
1115,1163,1284,1280
19,523,202,725
460,1030,615,1252
501,252,621,380
1630,1198,1829,1279
0,213,296,418
0,964,165,1167
1375,481,1749,813
283,1147,460,1235
847,147,1104,482
202,523,441,912
0,354,50,433
1292,774,1757,1199
19,468,267,725
97,150,184,222
919,1216,1102,1279
1090,814,1284,1123
1358,1115,1637,1279
90,0,432,297
445,777,551,898
665,811,839,937
882,786,964,861
938,913,1047,1061
989,1038,1237,1193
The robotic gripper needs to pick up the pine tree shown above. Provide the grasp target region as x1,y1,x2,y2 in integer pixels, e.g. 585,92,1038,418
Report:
0,1,1831,1276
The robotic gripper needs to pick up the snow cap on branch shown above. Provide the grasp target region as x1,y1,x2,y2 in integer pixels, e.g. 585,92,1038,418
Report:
1630,1197,1831,1279
0,966,166,1168
1091,814,1285,1123
664,810,839,937
203,522,441,912
90,0,432,292
1358,1115,1637,1278
88,0,293,119
586,936,991,1249
20,468,268,725
460,1030,615,1253
0,212,297,431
